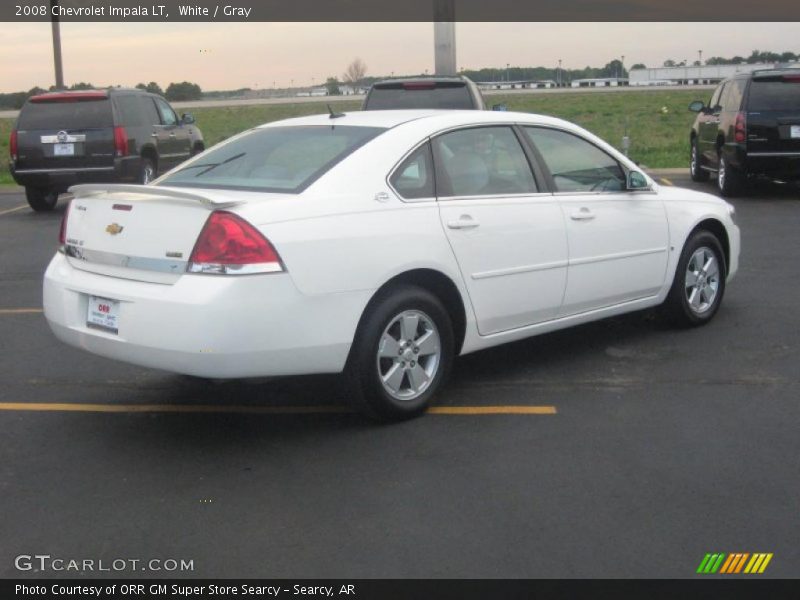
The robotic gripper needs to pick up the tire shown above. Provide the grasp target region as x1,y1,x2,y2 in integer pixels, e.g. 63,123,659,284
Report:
690,138,709,182
717,153,743,197
25,187,58,212
662,230,727,327
139,157,156,185
191,143,204,157
346,284,455,422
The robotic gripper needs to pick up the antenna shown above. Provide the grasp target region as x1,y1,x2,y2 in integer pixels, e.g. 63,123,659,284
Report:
328,104,345,119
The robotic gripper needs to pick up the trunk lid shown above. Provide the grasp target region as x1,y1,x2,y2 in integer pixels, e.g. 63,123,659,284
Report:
746,73,800,154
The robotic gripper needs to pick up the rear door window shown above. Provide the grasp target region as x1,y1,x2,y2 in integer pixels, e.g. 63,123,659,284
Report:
116,95,146,127
390,143,435,199
154,98,178,126
157,125,385,193
18,98,113,129
721,79,747,112
748,78,800,111
433,127,537,197
140,97,161,126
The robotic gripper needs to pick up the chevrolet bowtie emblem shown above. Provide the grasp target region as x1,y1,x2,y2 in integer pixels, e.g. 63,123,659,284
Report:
105,223,124,235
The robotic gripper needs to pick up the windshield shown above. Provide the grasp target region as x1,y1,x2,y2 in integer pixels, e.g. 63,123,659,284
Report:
157,125,386,193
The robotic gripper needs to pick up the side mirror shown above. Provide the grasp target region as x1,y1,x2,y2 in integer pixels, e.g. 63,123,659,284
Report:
627,170,652,191
492,103,507,112
181,113,195,125
688,100,705,113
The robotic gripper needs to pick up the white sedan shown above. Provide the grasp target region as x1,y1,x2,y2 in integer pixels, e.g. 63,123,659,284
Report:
44,110,740,420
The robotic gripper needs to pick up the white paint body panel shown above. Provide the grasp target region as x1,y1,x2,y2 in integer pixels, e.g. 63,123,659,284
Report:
43,110,740,378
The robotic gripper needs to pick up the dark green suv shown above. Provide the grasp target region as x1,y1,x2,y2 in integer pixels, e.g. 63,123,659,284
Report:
688,68,800,196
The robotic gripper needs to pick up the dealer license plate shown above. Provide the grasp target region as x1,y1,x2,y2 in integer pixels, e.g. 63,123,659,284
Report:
791,125,800,139
87,296,120,334
53,143,74,156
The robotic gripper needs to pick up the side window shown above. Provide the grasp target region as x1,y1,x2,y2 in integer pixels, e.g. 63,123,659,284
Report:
154,98,178,126
433,126,537,197
523,127,626,193
390,143,435,200
141,97,161,126
115,96,145,127
709,83,726,112
722,79,747,112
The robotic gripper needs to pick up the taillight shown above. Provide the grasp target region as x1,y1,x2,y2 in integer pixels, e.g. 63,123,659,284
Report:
9,130,18,161
734,111,747,144
58,200,71,250
187,211,284,275
113,126,128,157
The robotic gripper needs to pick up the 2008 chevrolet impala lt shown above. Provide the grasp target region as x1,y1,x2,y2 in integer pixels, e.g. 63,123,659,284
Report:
43,110,740,420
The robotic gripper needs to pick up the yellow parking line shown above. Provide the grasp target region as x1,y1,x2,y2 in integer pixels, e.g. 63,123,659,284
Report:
660,177,674,186
0,308,43,314
0,402,556,415
0,204,28,216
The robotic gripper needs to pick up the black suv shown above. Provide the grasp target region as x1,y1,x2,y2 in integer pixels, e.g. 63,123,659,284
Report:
363,76,487,111
689,68,800,196
9,88,204,211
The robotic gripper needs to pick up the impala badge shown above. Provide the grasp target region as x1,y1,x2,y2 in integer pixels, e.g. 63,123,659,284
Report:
105,223,124,235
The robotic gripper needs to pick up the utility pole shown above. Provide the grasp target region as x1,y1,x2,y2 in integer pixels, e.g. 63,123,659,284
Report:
558,59,562,87
433,0,456,76
50,0,65,89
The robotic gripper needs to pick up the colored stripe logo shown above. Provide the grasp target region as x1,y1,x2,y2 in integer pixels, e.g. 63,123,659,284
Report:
696,553,773,574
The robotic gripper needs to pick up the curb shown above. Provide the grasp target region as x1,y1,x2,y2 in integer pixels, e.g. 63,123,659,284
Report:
0,186,23,195
644,168,688,176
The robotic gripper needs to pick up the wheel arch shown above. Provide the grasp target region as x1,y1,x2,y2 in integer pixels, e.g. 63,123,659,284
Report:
688,218,730,274
351,268,468,357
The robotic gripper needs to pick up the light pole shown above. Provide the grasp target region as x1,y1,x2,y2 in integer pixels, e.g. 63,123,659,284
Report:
50,0,65,89
558,59,562,87
698,50,703,65
506,63,510,83
621,55,625,81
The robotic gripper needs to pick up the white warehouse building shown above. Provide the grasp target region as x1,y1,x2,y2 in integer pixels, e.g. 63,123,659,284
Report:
629,62,799,86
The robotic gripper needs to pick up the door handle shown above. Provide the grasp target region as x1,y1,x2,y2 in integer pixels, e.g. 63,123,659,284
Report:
447,215,480,230
570,208,596,221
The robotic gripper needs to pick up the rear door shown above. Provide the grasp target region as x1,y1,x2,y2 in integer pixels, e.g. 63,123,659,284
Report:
745,72,800,156
434,126,568,335
15,92,115,172
152,97,191,170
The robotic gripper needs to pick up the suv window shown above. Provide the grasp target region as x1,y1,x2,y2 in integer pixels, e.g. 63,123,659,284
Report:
748,78,800,111
523,127,626,193
433,127,537,197
366,82,474,110
116,95,146,127
708,83,725,112
154,97,178,126
18,97,113,129
721,79,747,112
390,143,435,199
157,125,385,193
140,97,161,126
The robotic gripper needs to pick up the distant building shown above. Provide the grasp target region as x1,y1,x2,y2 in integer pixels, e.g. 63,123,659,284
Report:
629,62,799,86
570,77,629,88
476,80,558,90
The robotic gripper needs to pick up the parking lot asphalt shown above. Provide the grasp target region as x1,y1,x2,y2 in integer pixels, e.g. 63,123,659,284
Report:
0,175,798,578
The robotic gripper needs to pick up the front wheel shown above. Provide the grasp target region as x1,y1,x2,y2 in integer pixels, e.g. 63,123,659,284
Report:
346,285,454,422
25,187,58,212
662,230,727,327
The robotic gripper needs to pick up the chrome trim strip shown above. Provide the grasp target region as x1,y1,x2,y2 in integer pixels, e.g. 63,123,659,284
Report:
65,245,188,273
472,260,568,280
439,192,554,202
41,134,86,143
569,247,667,267
747,151,800,157
187,262,283,275
14,167,114,174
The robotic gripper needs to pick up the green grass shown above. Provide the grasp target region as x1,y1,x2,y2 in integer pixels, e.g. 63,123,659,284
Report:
0,89,705,186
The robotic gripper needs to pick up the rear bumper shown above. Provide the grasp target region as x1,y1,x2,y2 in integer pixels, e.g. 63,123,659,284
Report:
725,145,800,179
43,253,371,379
10,156,141,191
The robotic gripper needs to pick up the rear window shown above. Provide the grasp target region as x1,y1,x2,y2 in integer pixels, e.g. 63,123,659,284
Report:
748,78,800,111
157,125,385,193
18,98,113,129
365,83,474,110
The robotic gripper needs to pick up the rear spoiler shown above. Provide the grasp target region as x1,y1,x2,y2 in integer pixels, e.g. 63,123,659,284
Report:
69,184,243,209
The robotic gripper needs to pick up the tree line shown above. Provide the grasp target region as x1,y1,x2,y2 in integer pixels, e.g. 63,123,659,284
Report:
0,81,203,110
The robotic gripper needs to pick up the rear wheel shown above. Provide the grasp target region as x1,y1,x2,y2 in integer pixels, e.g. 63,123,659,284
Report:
346,285,454,422
25,187,58,212
662,230,726,327
690,138,709,182
139,157,156,184
717,153,743,197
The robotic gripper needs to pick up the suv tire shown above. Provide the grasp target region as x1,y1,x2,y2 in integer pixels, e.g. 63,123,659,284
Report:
690,138,709,182
25,187,58,212
139,157,156,185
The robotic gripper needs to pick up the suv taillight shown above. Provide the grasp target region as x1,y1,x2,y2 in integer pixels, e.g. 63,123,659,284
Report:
187,211,284,275
9,130,18,161
58,200,72,250
734,111,747,144
113,126,128,157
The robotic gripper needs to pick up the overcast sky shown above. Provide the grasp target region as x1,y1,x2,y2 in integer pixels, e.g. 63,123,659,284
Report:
1,21,798,92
